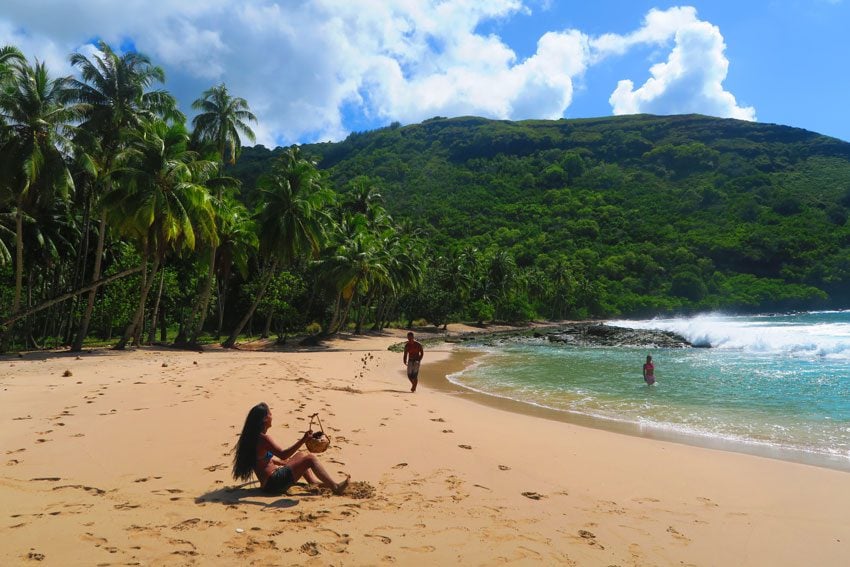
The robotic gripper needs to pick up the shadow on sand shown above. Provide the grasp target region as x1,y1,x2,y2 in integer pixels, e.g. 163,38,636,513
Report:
196,481,322,509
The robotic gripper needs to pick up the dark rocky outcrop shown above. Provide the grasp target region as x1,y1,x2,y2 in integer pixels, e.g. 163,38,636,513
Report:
541,323,693,348
445,322,694,349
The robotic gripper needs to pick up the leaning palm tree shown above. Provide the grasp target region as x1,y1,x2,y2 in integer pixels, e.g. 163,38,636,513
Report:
222,147,333,348
104,120,216,349
0,57,82,336
184,84,256,344
67,41,182,351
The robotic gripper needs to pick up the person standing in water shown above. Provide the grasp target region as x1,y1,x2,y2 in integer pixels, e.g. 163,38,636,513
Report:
403,331,424,392
643,355,656,385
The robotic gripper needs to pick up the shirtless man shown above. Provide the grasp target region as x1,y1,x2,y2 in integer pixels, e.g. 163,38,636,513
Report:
403,331,424,392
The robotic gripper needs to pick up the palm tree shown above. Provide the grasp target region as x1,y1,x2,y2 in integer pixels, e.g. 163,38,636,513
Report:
211,194,257,339
373,232,423,330
67,41,182,351
104,120,216,349
0,46,25,272
185,84,256,344
319,214,391,335
222,147,332,348
0,57,82,337
191,84,256,166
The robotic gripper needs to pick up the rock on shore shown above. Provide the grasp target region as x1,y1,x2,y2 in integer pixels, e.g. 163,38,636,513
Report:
446,322,694,349
542,323,693,348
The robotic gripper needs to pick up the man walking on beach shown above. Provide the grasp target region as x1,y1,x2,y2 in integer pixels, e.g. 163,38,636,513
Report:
403,332,424,392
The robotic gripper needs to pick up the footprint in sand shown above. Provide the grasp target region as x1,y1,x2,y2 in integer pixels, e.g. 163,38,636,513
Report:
522,491,546,500
498,465,511,471
392,463,408,469
172,518,201,531
458,444,472,450
317,529,351,553
430,418,446,422
366,534,392,544
633,497,661,504
53,485,105,496
401,545,436,553
667,526,690,542
204,464,227,472
300,541,320,556
442,429,454,433
578,529,604,548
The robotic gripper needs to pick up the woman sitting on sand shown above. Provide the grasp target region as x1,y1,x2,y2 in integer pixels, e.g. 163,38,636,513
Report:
232,402,349,495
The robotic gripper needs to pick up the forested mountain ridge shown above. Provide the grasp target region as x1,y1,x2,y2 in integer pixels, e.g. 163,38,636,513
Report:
231,114,850,317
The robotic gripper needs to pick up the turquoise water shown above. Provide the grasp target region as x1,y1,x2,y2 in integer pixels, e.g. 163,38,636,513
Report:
449,311,850,470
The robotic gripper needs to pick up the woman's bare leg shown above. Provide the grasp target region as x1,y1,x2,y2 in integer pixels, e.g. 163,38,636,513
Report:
303,469,319,485
286,453,349,493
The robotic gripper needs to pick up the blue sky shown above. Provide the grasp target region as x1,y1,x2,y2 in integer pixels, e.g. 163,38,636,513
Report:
1,1,848,146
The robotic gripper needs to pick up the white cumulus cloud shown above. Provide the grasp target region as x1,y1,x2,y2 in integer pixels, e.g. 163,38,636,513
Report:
602,7,755,121
0,2,755,146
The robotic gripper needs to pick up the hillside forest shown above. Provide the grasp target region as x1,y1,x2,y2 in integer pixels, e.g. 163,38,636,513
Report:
3,42,850,352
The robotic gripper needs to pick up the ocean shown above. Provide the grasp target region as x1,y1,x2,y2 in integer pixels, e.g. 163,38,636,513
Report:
448,311,850,471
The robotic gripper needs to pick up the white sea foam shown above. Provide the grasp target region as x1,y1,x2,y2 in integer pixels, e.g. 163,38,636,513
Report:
610,313,850,359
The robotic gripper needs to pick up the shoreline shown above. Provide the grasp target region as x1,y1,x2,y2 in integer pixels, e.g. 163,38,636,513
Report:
425,346,850,473
2,329,849,565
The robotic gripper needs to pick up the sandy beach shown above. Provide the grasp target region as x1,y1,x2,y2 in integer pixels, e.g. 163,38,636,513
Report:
2,327,849,566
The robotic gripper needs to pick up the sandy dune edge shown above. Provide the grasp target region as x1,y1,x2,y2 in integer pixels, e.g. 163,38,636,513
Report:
2,328,848,566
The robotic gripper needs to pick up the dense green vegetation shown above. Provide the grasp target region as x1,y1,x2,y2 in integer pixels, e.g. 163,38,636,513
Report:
3,41,850,353
234,114,850,319
0,43,421,351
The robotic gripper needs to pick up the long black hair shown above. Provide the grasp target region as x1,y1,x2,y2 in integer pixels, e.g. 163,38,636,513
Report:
232,402,269,481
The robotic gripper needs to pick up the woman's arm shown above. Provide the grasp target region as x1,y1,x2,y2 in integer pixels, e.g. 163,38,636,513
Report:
261,431,311,462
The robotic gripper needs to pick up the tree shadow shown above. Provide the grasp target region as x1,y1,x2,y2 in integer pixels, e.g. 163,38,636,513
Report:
196,481,321,509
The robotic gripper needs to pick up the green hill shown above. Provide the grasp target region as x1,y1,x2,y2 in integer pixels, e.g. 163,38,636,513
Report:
232,114,850,317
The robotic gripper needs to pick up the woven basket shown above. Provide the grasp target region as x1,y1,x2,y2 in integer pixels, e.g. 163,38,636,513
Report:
304,413,331,453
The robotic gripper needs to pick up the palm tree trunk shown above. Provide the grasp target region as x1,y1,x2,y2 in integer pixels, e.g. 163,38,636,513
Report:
215,275,227,340
188,244,217,343
12,206,24,315
337,293,356,334
115,248,154,350
222,259,278,348
0,266,143,330
132,256,161,347
325,291,345,336
147,269,166,344
65,191,91,344
355,289,376,334
262,310,273,339
1,207,26,351
72,213,107,351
